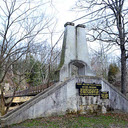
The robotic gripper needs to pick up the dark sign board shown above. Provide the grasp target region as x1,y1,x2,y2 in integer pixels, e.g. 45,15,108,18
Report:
76,83,102,96
100,91,109,99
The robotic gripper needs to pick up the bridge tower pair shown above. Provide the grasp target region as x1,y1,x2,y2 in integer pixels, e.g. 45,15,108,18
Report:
59,22,95,81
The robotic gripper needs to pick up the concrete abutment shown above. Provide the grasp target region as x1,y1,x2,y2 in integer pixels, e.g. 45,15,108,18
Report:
0,76,128,127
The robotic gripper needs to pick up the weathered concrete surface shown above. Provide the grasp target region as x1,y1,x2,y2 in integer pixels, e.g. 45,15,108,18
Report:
59,23,76,81
1,76,128,127
63,23,76,65
76,25,90,67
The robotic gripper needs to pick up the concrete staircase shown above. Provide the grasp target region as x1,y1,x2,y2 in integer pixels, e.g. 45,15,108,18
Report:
0,76,128,127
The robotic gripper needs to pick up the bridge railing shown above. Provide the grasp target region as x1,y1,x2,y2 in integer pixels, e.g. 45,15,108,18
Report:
4,81,55,98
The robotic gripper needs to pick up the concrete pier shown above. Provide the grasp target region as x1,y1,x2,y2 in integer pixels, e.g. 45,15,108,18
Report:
59,22,94,81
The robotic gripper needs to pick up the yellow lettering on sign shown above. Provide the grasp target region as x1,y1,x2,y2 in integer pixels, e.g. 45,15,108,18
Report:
89,86,96,89
101,94,109,99
80,88,99,96
77,83,82,85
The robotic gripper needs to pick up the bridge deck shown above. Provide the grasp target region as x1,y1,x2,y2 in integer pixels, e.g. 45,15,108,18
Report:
2,82,55,98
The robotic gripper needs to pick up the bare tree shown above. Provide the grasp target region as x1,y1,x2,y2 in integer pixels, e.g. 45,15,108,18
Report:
0,0,53,115
90,42,109,80
75,0,128,95
46,21,58,86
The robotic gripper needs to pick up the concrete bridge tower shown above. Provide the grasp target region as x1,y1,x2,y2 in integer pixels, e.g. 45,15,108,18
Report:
59,22,95,81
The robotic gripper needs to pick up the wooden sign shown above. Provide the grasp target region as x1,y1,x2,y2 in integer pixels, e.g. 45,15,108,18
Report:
100,91,109,99
76,83,102,96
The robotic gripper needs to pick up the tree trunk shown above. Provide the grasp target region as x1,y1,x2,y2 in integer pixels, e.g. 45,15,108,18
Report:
117,6,127,95
121,48,127,95
47,65,50,88
5,90,16,114
0,87,6,116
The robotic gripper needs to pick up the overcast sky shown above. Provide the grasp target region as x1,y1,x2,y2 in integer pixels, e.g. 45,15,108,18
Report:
47,0,90,48
51,0,122,57
51,0,78,30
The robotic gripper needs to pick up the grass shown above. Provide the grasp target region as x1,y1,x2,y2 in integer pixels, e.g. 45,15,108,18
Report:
11,113,128,128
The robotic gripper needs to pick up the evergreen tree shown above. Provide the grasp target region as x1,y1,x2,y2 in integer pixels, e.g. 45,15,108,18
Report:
26,55,42,86
108,63,119,84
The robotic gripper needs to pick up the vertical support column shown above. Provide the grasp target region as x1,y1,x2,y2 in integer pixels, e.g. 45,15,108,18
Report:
64,22,76,64
76,24,91,68
59,22,76,81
